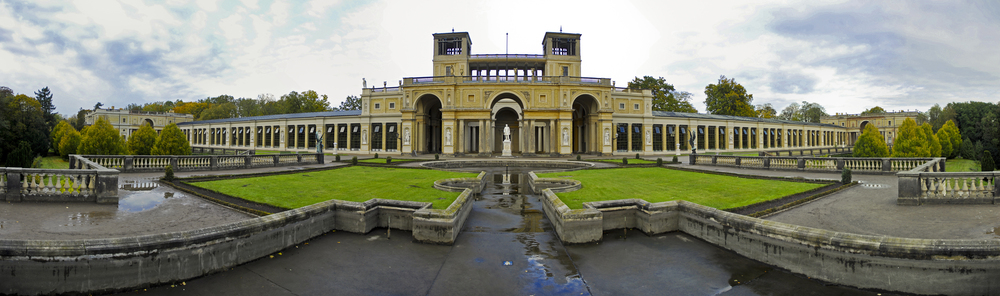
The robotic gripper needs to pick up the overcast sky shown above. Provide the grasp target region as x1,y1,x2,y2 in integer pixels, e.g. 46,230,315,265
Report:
2,0,999,116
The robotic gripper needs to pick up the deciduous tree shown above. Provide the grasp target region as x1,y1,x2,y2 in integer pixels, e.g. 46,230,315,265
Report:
892,118,929,157
704,75,755,117
861,106,886,115
853,124,890,157
58,129,81,158
51,120,74,154
755,103,777,119
152,123,191,155
937,120,962,158
922,123,942,157
627,76,697,113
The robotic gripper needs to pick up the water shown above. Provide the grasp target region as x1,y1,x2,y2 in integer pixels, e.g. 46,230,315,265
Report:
117,177,169,212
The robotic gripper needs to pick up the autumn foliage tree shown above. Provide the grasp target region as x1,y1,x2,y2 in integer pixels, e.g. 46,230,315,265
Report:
78,117,127,155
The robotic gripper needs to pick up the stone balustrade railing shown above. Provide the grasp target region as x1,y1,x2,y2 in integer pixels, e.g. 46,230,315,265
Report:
3,156,118,203
70,153,325,173
691,154,938,174
896,158,999,205
758,147,852,157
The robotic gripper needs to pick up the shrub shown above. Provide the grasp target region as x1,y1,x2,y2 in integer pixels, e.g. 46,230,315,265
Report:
386,156,392,164
622,157,628,165
841,168,852,184
335,154,341,162
163,165,175,181
6,141,34,168
127,122,158,155
58,129,82,158
351,156,358,165
152,123,191,155
657,158,662,166
635,153,640,159
983,151,995,172
672,155,678,163
435,154,440,160
374,153,379,159
576,155,581,161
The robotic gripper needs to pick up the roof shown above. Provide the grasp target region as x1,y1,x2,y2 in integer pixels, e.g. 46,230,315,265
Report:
177,110,362,125
652,111,841,128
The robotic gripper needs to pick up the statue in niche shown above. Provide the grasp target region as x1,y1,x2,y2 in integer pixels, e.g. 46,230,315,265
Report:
403,128,410,145
445,128,452,146
646,130,651,145
604,129,611,145
362,131,367,145
503,124,511,141
562,128,569,146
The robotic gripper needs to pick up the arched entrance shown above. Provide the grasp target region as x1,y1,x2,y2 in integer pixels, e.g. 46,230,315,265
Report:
572,95,599,153
415,94,442,154
494,108,520,154
144,118,154,127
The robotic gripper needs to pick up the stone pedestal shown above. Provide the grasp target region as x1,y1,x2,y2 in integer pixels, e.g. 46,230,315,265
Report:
501,139,513,158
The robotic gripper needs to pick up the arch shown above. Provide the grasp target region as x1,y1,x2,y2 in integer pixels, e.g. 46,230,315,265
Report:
494,107,520,153
144,118,154,127
859,121,870,132
572,94,600,153
414,94,443,154
488,91,525,111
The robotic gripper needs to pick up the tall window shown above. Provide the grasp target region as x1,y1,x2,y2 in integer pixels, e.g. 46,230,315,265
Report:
307,125,317,148
653,124,663,151
350,124,361,150
750,128,757,149
616,123,628,152
631,124,642,151
371,123,383,150
697,126,706,150
679,125,689,151
707,126,716,150
717,126,726,149
338,124,348,150
666,125,676,151
386,123,398,151
287,125,295,148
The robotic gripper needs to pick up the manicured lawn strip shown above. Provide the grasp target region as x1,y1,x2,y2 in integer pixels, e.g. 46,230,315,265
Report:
37,156,69,169
946,158,980,172
537,167,825,209
592,159,659,164
190,166,475,209
356,158,422,164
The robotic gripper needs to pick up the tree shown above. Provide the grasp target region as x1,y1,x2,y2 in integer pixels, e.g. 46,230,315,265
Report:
72,108,88,130
58,129,82,158
778,102,802,121
892,118,929,157
922,123,942,158
152,123,192,155
960,136,976,159
126,103,143,111
853,124,890,157
704,75,755,117
172,101,210,119
861,106,886,115
937,120,962,158
799,101,828,123
34,87,55,129
335,95,362,111
199,102,238,120
627,76,697,113
6,141,34,168
78,117,127,155
126,123,158,155
280,90,330,113
983,151,996,171
0,93,49,162
51,120,74,154
755,103,777,119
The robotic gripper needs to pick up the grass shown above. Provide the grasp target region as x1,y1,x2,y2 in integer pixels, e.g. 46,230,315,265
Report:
537,167,825,209
946,158,980,172
36,156,69,169
190,166,475,209
356,158,421,164
592,159,659,164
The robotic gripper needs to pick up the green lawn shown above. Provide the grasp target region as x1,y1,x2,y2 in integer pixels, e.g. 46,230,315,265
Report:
356,158,421,164
592,159,659,164
36,156,69,169
191,166,475,209
946,158,980,172
537,167,825,209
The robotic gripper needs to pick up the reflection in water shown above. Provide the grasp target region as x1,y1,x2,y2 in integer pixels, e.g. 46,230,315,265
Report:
64,211,114,227
118,191,169,212
120,178,160,191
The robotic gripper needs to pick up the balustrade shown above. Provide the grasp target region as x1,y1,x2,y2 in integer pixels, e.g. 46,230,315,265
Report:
844,159,882,171
921,175,996,199
770,158,797,169
740,157,764,168
20,171,96,196
805,159,836,170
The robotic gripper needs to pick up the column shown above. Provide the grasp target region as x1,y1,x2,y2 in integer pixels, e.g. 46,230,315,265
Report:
458,120,465,154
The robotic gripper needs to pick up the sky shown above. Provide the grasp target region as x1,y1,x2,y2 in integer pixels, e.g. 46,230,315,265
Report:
2,0,999,117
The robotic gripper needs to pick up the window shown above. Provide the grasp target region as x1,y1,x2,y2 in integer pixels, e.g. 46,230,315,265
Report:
619,103,625,110
437,38,462,55
374,103,380,109
616,123,628,151
631,124,642,151
562,66,569,76
551,38,577,55
634,103,640,110
389,102,395,109
446,66,452,76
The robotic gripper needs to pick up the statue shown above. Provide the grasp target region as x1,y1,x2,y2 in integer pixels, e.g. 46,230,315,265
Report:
689,133,697,154
562,128,569,146
403,128,410,145
503,124,511,141
362,131,367,144
604,129,611,145
362,78,366,88
315,132,323,153
645,130,651,145
445,128,452,146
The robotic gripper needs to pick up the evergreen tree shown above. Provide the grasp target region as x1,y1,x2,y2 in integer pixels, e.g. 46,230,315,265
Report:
58,129,82,158
6,141,35,168
78,117,127,155
127,123,158,155
34,87,56,129
983,151,996,172
960,136,975,159
853,124,890,157
938,120,962,158
892,118,929,157
152,123,192,155
922,123,942,157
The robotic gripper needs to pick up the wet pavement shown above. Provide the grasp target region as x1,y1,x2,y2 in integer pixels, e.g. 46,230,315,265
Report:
117,166,891,295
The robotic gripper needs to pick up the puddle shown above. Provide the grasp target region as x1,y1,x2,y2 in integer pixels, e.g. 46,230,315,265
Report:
118,191,171,212
860,183,889,188
64,211,114,227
